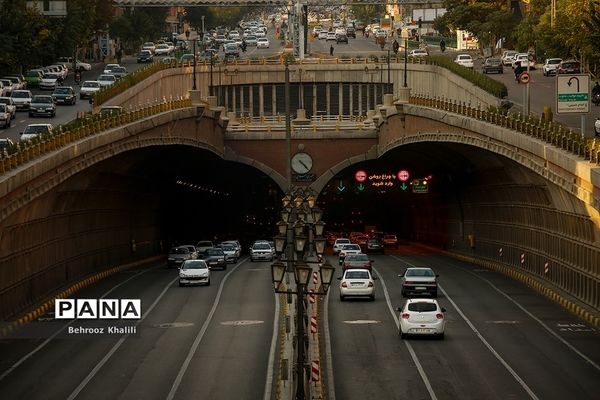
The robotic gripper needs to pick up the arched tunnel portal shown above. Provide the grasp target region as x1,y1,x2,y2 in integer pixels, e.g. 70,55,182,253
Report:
1,140,598,319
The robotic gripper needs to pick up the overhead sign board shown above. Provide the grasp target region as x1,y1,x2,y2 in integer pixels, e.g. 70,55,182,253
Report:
556,74,590,114
411,179,429,193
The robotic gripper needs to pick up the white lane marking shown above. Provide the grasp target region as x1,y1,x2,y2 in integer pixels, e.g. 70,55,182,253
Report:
342,320,381,324
374,266,438,400
0,264,160,382
166,257,246,400
262,291,279,400
464,265,600,372
391,256,539,400
67,275,180,400
220,320,264,326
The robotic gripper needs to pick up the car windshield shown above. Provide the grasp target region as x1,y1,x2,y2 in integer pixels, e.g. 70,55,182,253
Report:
347,254,368,261
253,243,270,250
197,241,212,247
405,268,435,277
99,76,115,81
32,96,52,103
342,244,360,250
0,98,10,105
26,71,40,77
487,59,501,65
407,302,438,312
54,87,71,94
182,261,207,270
0,105,6,112
12,91,30,98
170,247,189,254
336,239,350,244
345,270,370,279
206,249,224,256
222,245,235,251
43,73,59,79
548,59,561,64
23,125,50,135
82,82,100,88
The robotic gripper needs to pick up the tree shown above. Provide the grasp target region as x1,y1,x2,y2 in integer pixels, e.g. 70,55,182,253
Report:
351,4,384,25
439,0,518,51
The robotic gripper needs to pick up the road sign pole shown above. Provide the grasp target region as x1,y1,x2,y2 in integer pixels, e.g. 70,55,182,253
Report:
526,61,531,116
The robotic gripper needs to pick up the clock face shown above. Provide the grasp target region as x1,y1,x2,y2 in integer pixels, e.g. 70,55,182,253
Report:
291,152,313,174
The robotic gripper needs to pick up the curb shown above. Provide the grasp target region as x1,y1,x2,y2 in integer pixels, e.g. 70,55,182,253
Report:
0,255,164,338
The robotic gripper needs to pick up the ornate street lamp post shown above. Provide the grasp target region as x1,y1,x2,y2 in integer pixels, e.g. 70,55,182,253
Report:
184,29,197,90
270,188,334,400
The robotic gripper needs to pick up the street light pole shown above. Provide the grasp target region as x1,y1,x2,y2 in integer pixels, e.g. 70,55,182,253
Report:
387,49,391,94
192,38,197,90
209,57,214,96
285,61,292,191
403,37,408,88
271,190,333,400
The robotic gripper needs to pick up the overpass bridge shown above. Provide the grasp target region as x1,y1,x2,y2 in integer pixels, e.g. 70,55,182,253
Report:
1,59,599,333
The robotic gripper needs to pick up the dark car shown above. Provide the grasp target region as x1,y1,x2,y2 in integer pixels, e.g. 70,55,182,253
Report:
346,27,356,38
482,57,503,74
336,34,348,44
51,86,76,105
400,267,439,298
342,253,373,271
557,60,581,74
200,247,227,270
366,238,384,254
29,95,56,117
137,50,154,63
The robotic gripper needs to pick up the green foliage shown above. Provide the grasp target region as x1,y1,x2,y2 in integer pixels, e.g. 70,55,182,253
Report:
350,5,384,24
428,55,508,99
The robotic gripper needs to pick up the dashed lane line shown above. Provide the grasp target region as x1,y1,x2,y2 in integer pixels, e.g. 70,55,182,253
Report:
391,256,539,400
374,265,439,400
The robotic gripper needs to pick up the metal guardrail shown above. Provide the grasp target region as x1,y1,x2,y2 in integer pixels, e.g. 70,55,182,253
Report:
0,97,192,175
409,94,600,164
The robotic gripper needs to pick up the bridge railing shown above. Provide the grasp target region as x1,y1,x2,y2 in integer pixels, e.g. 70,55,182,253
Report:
0,97,192,175
228,114,375,132
409,94,600,164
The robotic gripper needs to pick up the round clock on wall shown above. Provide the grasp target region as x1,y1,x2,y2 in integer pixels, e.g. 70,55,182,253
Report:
291,152,313,174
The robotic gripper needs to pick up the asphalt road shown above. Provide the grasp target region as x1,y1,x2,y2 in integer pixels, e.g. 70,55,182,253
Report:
0,258,277,400
325,249,600,400
0,248,598,399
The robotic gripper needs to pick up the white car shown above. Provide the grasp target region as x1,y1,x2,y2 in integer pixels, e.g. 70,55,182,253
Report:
409,49,429,58
250,241,273,262
339,269,376,301
0,104,10,128
20,123,53,141
154,43,172,56
326,32,337,41
512,53,535,69
543,58,562,76
338,243,362,265
57,57,91,71
398,298,446,339
103,64,121,75
97,74,117,87
318,31,328,40
179,259,210,286
501,50,518,66
0,97,17,119
10,89,33,110
39,73,61,90
256,37,270,48
220,242,240,263
79,80,101,99
454,54,474,68
333,238,351,254
142,41,156,54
